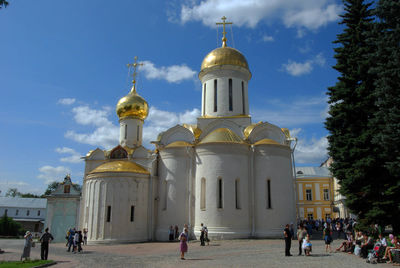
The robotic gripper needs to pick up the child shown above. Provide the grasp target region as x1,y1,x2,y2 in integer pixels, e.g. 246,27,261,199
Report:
302,234,312,256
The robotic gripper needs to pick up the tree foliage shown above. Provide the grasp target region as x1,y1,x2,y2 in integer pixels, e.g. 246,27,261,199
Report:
326,0,400,233
0,214,24,236
5,188,40,198
0,0,8,9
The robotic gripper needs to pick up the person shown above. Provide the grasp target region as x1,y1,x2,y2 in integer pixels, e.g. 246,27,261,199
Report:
83,228,88,245
302,234,312,256
200,223,205,246
204,225,209,245
169,226,175,242
383,235,399,263
297,224,307,255
174,225,179,240
323,225,333,253
283,224,292,256
360,233,374,258
73,231,80,253
336,232,353,252
21,231,33,261
179,228,188,260
289,223,295,240
77,230,83,252
39,228,54,260
67,228,75,252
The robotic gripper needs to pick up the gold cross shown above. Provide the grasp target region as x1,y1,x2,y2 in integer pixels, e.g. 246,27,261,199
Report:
216,16,232,47
127,56,144,89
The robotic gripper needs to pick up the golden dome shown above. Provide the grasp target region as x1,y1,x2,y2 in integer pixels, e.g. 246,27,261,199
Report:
253,139,282,146
198,128,245,145
89,160,150,175
116,87,148,120
201,47,249,71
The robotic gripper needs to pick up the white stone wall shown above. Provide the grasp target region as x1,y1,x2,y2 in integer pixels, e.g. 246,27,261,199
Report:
155,147,192,241
253,144,296,237
200,68,249,117
83,173,149,243
194,144,250,239
119,118,144,147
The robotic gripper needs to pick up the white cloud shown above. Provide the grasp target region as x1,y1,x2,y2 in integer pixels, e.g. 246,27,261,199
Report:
37,165,71,184
262,35,274,42
143,107,200,146
140,61,196,83
179,0,341,32
55,147,82,163
65,105,119,149
58,98,76,105
294,133,328,164
282,53,326,76
252,95,328,127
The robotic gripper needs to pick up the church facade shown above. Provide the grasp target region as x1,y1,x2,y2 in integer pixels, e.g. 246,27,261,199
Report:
79,29,297,243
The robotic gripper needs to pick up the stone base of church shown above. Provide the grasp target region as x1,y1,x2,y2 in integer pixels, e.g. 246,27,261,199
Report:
87,238,150,245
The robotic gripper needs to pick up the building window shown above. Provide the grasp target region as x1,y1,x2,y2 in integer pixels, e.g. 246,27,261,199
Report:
106,206,111,222
37,210,40,216
27,210,30,216
214,79,217,112
203,83,206,115
323,189,330,201
16,209,19,216
217,178,223,209
124,124,127,139
229,79,233,111
163,180,168,211
266,179,272,209
241,81,245,114
200,178,206,210
235,179,240,209
306,189,312,201
307,213,314,220
130,206,135,222
4,209,7,216
137,125,140,141
64,185,70,194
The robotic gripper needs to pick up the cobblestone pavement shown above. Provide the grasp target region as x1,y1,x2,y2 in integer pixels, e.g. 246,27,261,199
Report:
0,237,395,268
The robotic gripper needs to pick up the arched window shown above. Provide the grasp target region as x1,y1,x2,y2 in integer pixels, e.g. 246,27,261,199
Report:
266,179,272,209
217,177,223,209
106,206,111,222
200,178,206,210
124,124,127,140
235,178,241,209
203,83,206,115
229,79,233,111
214,79,218,112
163,180,168,211
241,81,246,114
110,146,128,159
137,125,140,141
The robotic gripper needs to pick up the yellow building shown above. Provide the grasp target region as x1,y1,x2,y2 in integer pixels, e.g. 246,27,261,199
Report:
295,167,334,221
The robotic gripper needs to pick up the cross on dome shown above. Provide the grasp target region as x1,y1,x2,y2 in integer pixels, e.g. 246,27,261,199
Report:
216,16,232,47
126,56,144,91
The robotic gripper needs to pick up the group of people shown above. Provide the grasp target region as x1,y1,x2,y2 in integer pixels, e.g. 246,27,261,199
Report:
168,225,180,241
21,228,54,261
66,228,88,253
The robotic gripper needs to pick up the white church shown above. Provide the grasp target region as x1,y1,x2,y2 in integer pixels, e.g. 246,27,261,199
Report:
79,19,297,243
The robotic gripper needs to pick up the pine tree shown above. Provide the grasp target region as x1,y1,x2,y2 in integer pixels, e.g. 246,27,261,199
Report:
369,0,400,233
326,0,380,226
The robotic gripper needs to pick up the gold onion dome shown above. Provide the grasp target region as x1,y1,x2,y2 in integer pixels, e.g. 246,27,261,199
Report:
116,86,149,120
200,46,249,72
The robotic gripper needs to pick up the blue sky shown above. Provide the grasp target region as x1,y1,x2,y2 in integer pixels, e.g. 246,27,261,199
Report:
0,0,343,195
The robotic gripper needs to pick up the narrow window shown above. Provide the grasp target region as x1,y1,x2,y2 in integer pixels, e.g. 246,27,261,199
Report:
203,83,206,115
217,178,223,209
267,179,272,209
124,124,127,139
106,206,111,222
16,209,19,216
306,189,312,201
37,210,40,216
27,210,30,216
163,180,168,210
323,189,330,200
4,209,7,216
214,79,217,112
200,178,206,210
307,213,314,220
241,81,245,114
64,185,70,193
235,179,241,209
130,206,135,222
229,79,233,111
137,125,140,141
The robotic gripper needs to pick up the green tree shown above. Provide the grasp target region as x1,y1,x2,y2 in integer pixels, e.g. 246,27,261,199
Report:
5,188,21,197
0,214,23,236
0,0,8,9
325,0,380,229
369,0,400,233
43,181,60,196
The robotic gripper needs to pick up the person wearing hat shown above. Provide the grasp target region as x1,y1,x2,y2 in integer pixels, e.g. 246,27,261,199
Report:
21,231,33,261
